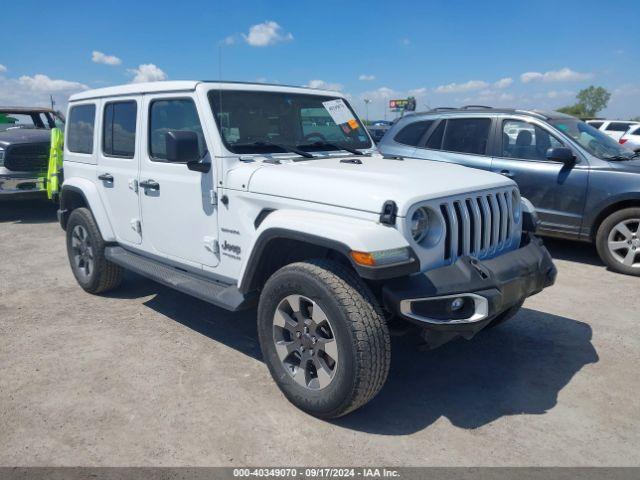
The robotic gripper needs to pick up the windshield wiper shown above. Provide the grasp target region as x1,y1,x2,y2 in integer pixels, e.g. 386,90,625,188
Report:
604,154,634,161
253,141,314,159
299,141,365,156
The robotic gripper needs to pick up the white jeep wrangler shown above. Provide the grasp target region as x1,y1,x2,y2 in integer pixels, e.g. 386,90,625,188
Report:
58,81,556,418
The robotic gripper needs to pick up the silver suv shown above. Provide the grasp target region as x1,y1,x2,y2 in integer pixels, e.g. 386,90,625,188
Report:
379,106,640,276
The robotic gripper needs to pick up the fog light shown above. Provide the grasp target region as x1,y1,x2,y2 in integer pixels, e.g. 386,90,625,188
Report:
450,297,465,311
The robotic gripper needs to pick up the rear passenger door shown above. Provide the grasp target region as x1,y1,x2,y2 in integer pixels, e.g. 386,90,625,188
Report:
490,117,589,236
412,117,494,171
96,97,142,245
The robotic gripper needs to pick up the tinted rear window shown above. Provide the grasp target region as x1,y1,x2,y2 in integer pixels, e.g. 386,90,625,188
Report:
67,104,96,154
442,118,491,155
393,120,433,146
424,121,445,149
103,101,137,158
588,121,603,129
606,122,633,132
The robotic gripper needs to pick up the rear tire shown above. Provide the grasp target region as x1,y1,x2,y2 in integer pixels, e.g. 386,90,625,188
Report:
596,207,640,276
66,208,123,293
257,259,391,418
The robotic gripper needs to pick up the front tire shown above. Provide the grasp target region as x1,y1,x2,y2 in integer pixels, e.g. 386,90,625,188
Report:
66,208,123,293
596,208,640,276
257,259,391,418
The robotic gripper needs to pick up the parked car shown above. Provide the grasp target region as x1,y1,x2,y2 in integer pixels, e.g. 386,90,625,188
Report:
379,106,640,276
619,125,640,151
366,124,390,143
0,106,65,198
586,119,640,142
57,82,555,418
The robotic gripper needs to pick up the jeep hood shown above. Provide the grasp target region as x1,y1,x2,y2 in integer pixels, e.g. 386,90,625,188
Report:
247,156,514,216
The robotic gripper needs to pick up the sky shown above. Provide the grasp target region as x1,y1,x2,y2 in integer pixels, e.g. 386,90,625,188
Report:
2,0,639,120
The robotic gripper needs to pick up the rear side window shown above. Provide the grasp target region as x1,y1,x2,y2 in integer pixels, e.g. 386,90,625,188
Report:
442,118,491,155
149,98,206,161
424,121,445,149
103,101,137,158
631,127,640,136
393,120,433,146
67,104,96,154
606,122,632,132
588,121,603,129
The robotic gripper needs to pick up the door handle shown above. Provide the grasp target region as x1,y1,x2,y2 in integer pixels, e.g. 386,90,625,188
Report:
139,179,160,192
500,170,514,178
98,173,114,182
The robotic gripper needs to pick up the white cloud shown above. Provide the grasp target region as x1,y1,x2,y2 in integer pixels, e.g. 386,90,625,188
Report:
494,77,513,89
18,74,88,92
408,87,428,97
128,64,167,83
306,79,343,91
221,35,236,46
0,64,6,73
243,21,293,47
0,73,88,111
359,74,375,81
435,80,489,94
91,50,122,66
359,87,399,102
520,67,592,83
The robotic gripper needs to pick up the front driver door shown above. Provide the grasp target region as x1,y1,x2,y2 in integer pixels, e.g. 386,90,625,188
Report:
138,94,219,268
490,117,589,237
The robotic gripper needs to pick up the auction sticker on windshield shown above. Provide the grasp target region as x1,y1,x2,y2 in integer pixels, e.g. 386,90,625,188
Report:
322,99,359,130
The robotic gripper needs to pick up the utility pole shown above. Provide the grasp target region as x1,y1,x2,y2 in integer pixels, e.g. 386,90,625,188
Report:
50,95,55,110
363,98,371,124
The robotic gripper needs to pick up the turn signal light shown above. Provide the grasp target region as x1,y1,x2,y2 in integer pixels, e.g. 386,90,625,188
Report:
350,247,411,267
350,251,376,266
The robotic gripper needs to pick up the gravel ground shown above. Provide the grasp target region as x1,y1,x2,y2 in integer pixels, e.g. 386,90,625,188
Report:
0,199,638,466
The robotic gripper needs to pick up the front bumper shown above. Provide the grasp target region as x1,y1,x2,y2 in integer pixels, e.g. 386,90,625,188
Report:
0,171,46,195
382,234,556,336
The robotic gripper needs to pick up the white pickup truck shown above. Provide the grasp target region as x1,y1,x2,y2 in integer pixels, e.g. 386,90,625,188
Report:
58,81,556,418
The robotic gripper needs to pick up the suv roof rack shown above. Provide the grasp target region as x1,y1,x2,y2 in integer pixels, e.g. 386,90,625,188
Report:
429,107,457,112
460,105,493,110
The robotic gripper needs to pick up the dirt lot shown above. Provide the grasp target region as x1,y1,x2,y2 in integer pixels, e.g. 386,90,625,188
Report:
1,199,639,467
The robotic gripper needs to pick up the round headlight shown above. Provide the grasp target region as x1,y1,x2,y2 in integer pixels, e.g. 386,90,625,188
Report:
410,207,430,243
511,190,521,222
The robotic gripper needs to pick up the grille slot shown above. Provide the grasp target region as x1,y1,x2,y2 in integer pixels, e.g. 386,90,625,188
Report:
4,143,49,172
439,188,517,264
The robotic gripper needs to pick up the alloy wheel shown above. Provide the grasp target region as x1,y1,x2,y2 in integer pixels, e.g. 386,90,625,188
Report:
71,225,95,279
607,218,640,268
272,294,339,390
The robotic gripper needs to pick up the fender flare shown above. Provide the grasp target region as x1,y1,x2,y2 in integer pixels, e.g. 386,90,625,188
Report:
583,192,640,238
59,178,116,241
238,209,417,293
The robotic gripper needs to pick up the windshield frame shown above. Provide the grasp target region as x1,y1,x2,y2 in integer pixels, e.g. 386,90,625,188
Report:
548,117,635,161
206,88,373,156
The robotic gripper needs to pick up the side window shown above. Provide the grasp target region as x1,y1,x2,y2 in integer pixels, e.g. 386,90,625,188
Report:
424,120,445,149
393,120,433,146
442,118,491,155
606,122,631,132
501,120,563,161
632,127,640,136
103,101,137,158
149,98,206,161
67,104,96,154
588,121,603,129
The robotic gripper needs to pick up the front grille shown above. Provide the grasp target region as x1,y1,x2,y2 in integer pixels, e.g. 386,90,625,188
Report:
4,143,49,172
439,188,517,263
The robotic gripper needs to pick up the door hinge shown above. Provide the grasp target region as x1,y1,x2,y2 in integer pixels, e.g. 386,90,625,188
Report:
129,179,139,193
209,189,217,205
204,236,219,256
131,219,141,234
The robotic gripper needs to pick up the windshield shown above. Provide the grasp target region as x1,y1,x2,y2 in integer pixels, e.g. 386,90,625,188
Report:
0,111,57,132
208,90,372,155
549,118,635,160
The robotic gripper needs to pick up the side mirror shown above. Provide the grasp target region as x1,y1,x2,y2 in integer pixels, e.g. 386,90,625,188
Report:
546,147,576,164
165,130,201,163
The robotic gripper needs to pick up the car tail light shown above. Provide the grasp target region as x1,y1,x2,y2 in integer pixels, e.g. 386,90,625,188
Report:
619,139,628,144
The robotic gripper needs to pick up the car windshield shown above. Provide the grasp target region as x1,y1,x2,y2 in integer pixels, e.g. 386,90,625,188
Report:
0,112,57,132
549,118,635,160
208,90,372,155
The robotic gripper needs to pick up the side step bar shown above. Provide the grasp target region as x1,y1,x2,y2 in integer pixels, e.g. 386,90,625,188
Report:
105,246,256,311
